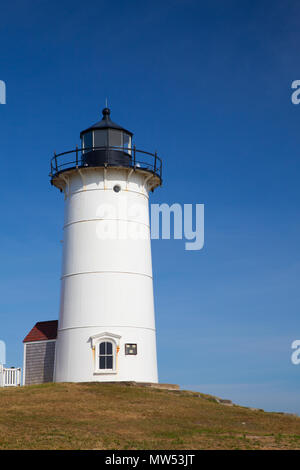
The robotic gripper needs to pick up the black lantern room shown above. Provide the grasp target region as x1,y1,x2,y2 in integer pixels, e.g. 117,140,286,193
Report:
50,107,162,187
80,107,133,167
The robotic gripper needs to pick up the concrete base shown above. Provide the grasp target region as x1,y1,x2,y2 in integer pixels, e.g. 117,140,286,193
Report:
103,381,180,391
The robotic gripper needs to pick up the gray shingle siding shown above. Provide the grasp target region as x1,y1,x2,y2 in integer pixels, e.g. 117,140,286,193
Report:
25,341,56,385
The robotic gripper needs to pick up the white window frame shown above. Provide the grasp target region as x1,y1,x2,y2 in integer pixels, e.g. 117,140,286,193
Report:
90,332,121,375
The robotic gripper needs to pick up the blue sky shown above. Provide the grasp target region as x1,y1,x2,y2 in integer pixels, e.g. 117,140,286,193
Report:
1,0,300,414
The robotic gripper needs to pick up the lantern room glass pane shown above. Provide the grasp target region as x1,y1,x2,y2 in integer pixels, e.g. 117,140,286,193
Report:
94,129,108,148
108,129,122,148
82,132,93,153
123,133,131,155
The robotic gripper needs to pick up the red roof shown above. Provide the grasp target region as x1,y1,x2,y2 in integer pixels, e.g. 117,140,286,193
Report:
23,320,58,343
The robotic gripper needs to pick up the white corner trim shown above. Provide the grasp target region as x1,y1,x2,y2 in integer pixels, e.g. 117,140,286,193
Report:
22,344,26,386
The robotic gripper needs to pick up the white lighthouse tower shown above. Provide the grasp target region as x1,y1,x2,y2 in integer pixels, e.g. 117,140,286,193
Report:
50,107,162,383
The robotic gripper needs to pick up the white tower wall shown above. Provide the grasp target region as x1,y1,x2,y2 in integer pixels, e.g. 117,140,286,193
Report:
53,167,159,383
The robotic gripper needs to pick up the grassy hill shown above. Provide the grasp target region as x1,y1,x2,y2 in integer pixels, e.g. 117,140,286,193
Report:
0,382,299,450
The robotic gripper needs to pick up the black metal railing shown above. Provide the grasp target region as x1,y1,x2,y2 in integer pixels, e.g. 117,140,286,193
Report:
50,146,162,182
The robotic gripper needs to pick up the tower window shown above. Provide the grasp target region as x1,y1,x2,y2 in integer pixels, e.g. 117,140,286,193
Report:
99,341,114,370
90,332,121,375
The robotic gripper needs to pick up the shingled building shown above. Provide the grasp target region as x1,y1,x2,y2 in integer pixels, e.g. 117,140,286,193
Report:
23,321,58,385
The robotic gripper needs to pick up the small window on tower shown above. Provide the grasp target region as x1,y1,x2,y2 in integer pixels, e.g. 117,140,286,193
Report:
125,344,137,355
91,333,120,375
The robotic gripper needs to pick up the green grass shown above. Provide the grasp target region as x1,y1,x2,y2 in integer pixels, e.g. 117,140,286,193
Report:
0,382,299,449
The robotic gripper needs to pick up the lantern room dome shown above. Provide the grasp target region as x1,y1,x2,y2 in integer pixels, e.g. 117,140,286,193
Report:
80,107,133,138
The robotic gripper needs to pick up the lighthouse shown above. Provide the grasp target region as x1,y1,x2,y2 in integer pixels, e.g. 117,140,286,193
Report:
50,107,162,383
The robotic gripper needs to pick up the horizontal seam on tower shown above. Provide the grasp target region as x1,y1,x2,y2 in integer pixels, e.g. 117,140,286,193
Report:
63,218,150,229
69,188,149,200
61,271,153,280
57,325,156,332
